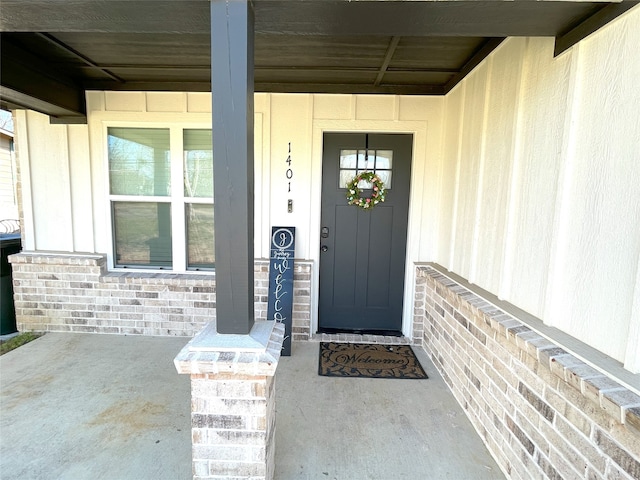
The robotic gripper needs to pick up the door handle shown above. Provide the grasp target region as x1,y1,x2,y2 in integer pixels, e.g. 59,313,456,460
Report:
321,245,328,252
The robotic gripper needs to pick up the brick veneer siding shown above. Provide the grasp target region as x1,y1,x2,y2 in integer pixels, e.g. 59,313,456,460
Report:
174,321,285,480
190,373,276,479
415,265,640,480
9,252,312,339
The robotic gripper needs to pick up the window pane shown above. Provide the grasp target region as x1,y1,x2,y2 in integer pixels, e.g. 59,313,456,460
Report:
375,150,393,169
377,170,392,188
339,150,357,169
113,202,172,268
339,170,356,188
108,128,170,196
184,129,214,198
186,204,215,269
357,150,375,169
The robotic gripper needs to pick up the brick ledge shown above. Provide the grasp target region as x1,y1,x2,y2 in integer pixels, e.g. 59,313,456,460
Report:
9,251,105,265
174,321,285,376
420,264,640,432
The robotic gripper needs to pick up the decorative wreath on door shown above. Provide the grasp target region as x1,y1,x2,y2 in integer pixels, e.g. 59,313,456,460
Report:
346,171,387,209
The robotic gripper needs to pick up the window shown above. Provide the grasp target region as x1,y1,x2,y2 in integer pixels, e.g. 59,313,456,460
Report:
183,129,215,269
338,149,393,189
108,127,214,271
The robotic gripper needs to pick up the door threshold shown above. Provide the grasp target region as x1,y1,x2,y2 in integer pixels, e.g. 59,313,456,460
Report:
312,331,411,345
317,327,403,337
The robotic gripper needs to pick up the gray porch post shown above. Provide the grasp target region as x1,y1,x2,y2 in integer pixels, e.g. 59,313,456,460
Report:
175,2,284,479
211,0,255,335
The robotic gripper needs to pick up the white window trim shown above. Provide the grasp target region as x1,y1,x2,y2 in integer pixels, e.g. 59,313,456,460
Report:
103,121,214,273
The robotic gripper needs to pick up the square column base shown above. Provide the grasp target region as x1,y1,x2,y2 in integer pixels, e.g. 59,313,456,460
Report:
175,321,285,480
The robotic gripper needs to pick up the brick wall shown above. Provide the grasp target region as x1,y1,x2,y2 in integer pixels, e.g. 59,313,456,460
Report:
190,373,275,479
415,264,640,480
9,252,312,339
175,321,285,480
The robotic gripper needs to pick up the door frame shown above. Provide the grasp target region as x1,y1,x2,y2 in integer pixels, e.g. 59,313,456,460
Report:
310,118,429,338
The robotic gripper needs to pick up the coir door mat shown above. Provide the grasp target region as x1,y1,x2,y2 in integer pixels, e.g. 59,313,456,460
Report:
318,342,428,379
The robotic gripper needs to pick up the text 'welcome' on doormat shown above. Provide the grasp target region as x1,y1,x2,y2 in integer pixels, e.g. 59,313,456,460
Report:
318,342,428,379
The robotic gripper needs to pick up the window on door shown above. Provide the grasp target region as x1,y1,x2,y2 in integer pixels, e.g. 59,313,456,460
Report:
338,149,393,189
108,127,214,271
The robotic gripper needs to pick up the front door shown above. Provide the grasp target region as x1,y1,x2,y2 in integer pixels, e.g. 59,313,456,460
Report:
318,133,412,335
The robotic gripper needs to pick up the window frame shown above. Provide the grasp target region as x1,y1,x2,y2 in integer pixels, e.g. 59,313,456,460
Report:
338,148,394,190
104,122,214,273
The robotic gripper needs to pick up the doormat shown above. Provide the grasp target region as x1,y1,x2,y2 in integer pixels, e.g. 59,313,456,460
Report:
318,342,428,379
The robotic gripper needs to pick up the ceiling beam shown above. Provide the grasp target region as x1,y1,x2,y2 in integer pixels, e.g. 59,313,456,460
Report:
374,36,401,87
0,87,86,123
82,79,445,95
93,65,460,75
554,1,640,56
254,82,445,95
443,38,505,94
0,38,86,118
92,65,213,72
84,81,213,92
35,33,125,82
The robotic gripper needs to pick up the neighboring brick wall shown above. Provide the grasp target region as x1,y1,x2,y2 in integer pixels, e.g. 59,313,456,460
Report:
9,252,312,339
416,264,640,480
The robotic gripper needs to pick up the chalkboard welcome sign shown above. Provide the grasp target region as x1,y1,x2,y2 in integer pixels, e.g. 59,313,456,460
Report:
267,226,295,356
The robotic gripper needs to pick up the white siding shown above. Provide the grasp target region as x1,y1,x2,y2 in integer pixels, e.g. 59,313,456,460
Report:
545,9,640,366
473,39,524,293
452,61,489,280
437,85,464,267
268,94,314,259
68,125,94,252
19,111,74,251
434,6,640,368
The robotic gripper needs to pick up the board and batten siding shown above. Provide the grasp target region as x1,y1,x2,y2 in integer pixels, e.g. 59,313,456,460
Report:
436,6,640,371
11,4,640,371
78,92,437,265
14,92,440,339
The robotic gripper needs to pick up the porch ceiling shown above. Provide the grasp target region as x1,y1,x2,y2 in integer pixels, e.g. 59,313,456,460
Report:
1,0,637,122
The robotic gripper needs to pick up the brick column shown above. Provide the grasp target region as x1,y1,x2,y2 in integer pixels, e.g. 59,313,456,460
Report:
174,321,284,480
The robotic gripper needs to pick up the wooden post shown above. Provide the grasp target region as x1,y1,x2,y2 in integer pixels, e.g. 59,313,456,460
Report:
210,0,255,334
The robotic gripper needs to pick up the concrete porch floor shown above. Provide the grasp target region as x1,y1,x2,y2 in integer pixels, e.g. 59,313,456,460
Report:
0,333,504,479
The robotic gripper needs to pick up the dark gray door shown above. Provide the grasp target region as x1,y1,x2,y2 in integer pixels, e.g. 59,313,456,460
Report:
319,133,412,335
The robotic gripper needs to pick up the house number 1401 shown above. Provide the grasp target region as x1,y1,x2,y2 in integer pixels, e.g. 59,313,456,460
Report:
286,142,293,192
286,143,293,213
